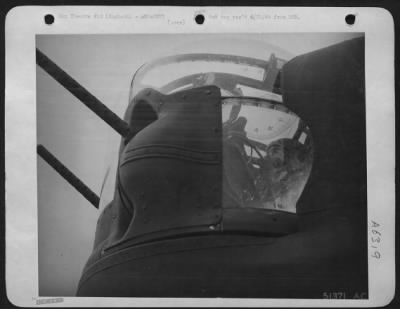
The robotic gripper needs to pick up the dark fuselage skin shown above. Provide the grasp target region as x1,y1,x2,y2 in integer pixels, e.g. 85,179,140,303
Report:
77,207,365,298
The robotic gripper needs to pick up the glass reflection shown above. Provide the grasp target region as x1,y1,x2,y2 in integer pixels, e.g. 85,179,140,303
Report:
222,98,313,213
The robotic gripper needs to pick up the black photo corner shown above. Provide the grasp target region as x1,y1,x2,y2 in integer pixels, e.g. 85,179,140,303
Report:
1,1,399,307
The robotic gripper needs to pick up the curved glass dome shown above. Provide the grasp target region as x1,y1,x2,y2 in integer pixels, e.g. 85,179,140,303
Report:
129,37,293,103
99,37,313,215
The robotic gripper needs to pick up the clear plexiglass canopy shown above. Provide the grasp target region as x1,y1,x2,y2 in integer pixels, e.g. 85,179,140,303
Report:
99,38,313,214
129,39,291,102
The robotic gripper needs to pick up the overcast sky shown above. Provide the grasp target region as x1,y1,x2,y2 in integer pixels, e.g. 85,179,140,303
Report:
36,32,363,296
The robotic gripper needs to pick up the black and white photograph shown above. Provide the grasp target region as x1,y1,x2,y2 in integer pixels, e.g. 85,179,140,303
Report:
5,6,395,307
35,32,368,298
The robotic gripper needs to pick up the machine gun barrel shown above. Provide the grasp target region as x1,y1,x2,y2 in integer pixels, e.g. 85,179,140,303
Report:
36,48,130,137
37,145,100,208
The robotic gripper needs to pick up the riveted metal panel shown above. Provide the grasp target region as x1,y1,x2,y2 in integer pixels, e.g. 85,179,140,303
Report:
105,86,223,252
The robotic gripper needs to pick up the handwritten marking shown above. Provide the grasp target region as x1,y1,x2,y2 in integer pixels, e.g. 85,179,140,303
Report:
370,220,381,259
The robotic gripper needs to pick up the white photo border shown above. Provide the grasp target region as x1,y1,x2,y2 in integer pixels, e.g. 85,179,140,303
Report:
5,6,395,307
